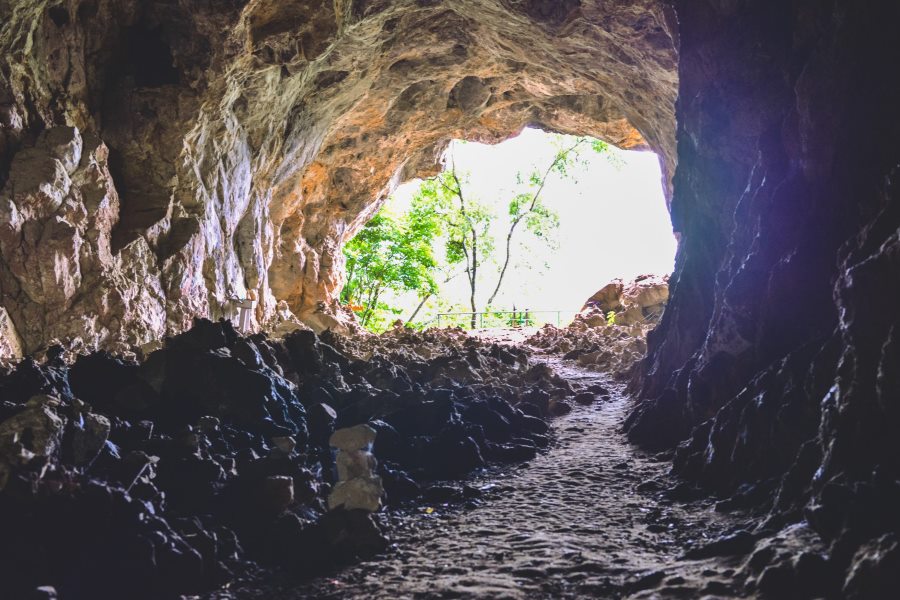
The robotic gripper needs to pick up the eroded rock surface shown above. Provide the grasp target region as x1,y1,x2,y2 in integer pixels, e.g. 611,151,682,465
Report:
529,320,651,381
0,319,580,597
0,0,677,355
581,273,669,326
625,1,900,595
2,0,900,596
226,361,829,600
525,275,668,379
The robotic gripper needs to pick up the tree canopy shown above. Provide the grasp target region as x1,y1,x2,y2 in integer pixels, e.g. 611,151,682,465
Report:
340,203,440,330
340,133,613,331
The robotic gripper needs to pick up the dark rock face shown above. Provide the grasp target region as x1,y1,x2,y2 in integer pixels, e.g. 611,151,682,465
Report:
627,0,900,592
0,319,572,597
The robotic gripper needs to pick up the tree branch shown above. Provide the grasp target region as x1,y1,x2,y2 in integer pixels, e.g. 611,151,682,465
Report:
486,138,585,307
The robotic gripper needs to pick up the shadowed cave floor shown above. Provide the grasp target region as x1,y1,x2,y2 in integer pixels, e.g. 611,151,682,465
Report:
216,357,784,599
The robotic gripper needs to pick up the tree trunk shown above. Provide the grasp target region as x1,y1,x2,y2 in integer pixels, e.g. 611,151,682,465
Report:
362,284,381,327
444,154,482,329
486,138,585,307
469,227,478,329
406,293,431,325
487,224,518,308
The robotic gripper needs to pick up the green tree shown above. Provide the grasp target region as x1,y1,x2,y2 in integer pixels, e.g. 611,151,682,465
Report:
340,203,440,331
486,136,609,306
411,159,494,328
342,133,614,331
410,136,611,328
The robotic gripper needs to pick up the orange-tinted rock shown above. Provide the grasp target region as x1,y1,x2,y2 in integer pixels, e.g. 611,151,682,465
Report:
0,0,678,350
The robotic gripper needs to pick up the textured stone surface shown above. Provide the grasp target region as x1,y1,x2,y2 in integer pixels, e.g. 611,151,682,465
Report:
0,305,23,360
0,0,678,351
581,274,669,326
0,125,168,355
3,0,900,592
328,476,383,513
623,0,900,589
0,319,572,597
329,424,376,452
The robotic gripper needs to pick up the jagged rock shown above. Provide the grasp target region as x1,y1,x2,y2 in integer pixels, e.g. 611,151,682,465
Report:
0,320,550,595
379,465,421,504
529,318,652,380
0,395,66,482
330,425,377,452
307,402,337,446
842,534,900,599
2,0,898,595
0,307,23,361
0,0,676,346
582,281,625,313
261,475,295,514
68,411,111,466
271,436,296,456
579,275,669,327
328,476,383,513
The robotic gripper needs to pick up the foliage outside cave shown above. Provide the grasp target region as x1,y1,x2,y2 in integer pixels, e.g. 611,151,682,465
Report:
340,135,612,332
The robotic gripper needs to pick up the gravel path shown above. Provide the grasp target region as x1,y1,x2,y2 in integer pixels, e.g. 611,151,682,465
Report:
224,359,751,599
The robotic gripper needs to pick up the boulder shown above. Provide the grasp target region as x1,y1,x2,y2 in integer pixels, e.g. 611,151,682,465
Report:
336,449,377,481
0,317,560,594
329,425,377,452
68,412,111,466
578,275,669,328
328,476,383,512
0,395,65,471
582,280,624,313
261,475,294,514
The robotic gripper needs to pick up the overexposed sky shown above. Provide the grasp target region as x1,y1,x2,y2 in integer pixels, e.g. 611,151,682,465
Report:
386,127,676,318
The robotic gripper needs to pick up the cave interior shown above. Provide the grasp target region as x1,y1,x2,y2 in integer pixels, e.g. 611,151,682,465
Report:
0,0,899,598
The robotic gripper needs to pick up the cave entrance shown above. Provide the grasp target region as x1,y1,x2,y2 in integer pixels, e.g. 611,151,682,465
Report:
340,128,675,332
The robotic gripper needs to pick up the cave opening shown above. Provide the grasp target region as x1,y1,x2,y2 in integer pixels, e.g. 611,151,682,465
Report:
4,0,900,597
341,127,676,332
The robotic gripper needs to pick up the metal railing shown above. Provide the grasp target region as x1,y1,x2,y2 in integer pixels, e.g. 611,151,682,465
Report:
428,310,578,330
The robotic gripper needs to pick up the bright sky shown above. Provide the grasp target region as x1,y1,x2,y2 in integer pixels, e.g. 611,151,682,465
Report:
386,127,676,319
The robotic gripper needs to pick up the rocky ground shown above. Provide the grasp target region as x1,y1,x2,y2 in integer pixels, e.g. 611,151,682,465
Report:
217,358,830,600
0,319,581,599
1,313,875,599
527,321,653,381
2,271,868,599
526,274,669,380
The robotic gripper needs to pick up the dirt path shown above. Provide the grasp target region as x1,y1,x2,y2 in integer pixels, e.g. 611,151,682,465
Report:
225,359,752,599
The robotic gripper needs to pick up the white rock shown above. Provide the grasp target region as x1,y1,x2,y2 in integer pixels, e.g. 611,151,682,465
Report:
336,449,377,481
329,424,376,451
0,307,23,361
328,476,383,512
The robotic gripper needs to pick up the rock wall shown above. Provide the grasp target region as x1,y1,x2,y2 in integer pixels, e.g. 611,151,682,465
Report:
581,273,669,326
627,0,900,576
0,0,678,357
6,0,899,581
